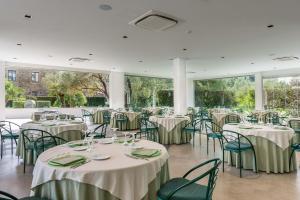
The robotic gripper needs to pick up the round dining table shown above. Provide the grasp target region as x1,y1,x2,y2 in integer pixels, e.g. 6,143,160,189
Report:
30,140,169,200
149,115,191,144
17,120,87,164
223,123,296,173
110,111,141,130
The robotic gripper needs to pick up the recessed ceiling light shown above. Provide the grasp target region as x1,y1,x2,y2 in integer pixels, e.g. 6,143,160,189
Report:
89,53,93,56
48,55,53,58
169,58,174,60
99,4,112,11
186,30,192,34
221,56,225,59
138,60,143,63
13,58,17,60
17,43,22,46
251,62,254,64
267,24,274,28
123,35,128,39
24,14,32,19
182,48,187,51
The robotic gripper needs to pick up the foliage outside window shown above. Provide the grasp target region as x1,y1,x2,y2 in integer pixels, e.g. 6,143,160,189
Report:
263,77,300,115
195,75,255,112
125,75,173,109
5,66,109,108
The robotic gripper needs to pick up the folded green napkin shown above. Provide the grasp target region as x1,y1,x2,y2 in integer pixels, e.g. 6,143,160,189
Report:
131,149,161,158
67,141,87,148
48,155,86,167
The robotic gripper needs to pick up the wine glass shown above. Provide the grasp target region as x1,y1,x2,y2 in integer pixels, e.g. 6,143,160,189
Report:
123,132,129,145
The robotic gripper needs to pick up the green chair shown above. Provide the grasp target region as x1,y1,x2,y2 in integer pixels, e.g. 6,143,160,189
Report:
204,121,223,155
114,112,128,131
88,123,108,139
0,121,20,159
34,135,67,156
103,110,111,124
224,114,241,124
81,109,94,122
288,119,300,170
137,118,159,142
140,110,152,121
181,119,201,146
221,130,258,178
0,190,48,200
157,158,221,200
288,119,300,134
21,129,53,173
246,113,259,124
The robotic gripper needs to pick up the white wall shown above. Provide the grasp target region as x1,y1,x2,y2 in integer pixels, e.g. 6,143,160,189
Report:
109,71,125,109
0,62,5,120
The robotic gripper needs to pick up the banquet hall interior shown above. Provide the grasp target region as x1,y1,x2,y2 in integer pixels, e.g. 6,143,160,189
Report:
1,0,300,200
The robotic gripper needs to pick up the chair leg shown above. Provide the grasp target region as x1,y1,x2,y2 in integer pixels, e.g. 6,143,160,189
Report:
289,149,295,172
23,152,26,173
213,139,216,153
192,133,195,147
222,148,225,172
1,139,3,159
207,137,209,155
252,148,258,173
239,151,242,178
11,138,13,155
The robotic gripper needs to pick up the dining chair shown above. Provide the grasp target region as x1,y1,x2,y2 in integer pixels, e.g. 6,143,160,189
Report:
157,158,221,200
0,190,49,200
137,118,159,142
221,130,258,178
88,123,108,139
34,135,67,156
21,129,53,173
246,113,259,124
140,110,152,121
181,118,201,147
114,112,128,130
81,109,94,122
288,119,300,134
0,121,20,159
224,114,241,124
103,110,112,124
204,121,223,155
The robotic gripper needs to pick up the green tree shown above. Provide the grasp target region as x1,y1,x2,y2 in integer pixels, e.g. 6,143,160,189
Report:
5,80,25,105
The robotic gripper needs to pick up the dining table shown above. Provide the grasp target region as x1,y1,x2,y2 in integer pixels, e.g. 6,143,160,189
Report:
30,139,169,200
149,115,191,144
110,111,141,130
17,120,87,164
223,123,296,173
93,108,110,124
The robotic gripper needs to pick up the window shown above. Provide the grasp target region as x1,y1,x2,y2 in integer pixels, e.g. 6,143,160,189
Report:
7,70,16,81
31,72,39,82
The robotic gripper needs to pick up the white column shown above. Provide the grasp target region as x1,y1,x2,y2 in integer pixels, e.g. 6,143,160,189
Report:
0,61,5,120
186,78,195,107
173,58,187,114
255,73,264,110
109,71,125,109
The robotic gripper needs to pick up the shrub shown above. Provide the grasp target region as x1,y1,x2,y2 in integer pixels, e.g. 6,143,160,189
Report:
157,90,173,107
36,101,51,108
86,97,106,107
12,101,25,108
36,96,57,106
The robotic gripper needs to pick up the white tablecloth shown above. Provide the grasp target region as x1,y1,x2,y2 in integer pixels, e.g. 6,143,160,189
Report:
21,120,87,135
31,140,169,200
111,111,140,122
149,116,190,132
223,124,294,149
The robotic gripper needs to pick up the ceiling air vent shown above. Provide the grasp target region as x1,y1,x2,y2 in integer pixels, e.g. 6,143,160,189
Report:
129,10,178,31
68,57,90,62
273,56,299,61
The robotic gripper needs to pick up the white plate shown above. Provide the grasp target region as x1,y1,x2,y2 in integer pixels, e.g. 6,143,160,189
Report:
130,145,143,150
73,146,89,151
91,154,111,160
99,139,113,144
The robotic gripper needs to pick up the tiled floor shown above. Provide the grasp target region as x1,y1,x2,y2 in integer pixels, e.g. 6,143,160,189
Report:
1,120,300,200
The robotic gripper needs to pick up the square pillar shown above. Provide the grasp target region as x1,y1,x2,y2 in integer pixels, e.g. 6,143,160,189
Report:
109,71,125,109
173,58,187,114
0,62,5,120
255,73,263,110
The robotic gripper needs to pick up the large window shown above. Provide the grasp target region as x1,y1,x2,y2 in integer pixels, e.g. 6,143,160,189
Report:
7,70,16,81
263,76,300,114
195,75,255,111
125,75,173,109
5,66,109,108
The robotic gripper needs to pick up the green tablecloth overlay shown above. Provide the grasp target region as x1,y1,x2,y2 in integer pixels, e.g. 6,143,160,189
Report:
110,112,141,130
224,136,296,173
31,163,169,200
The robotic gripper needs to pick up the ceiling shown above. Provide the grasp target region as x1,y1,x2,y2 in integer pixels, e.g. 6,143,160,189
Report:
0,0,300,79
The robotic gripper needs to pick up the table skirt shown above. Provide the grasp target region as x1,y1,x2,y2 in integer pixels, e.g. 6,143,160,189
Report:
110,117,140,131
225,136,297,173
16,130,82,165
158,124,192,145
31,163,169,200
93,111,104,124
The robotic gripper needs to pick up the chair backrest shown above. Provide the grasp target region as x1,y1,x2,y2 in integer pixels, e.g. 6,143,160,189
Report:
222,129,255,150
114,112,128,120
225,114,241,124
93,123,108,138
21,129,53,152
81,109,92,116
288,119,300,133
205,121,222,133
262,112,273,123
34,135,67,156
0,120,20,135
0,191,18,200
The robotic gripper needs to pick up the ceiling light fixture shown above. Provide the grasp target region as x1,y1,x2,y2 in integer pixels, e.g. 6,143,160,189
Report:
221,56,225,59
182,48,187,51
89,53,93,56
24,14,32,19
17,43,22,46
123,35,128,39
68,57,90,62
99,4,112,11
267,24,274,28
138,60,143,63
